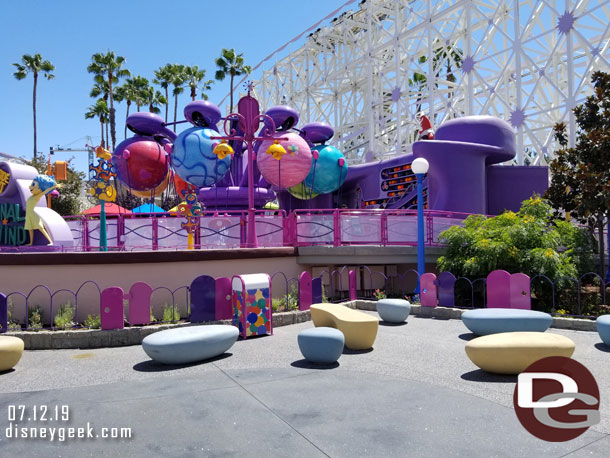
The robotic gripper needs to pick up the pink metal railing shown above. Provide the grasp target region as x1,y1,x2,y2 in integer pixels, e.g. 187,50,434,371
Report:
26,209,475,252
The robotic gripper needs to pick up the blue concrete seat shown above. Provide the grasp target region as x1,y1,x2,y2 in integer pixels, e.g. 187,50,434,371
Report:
461,308,552,336
376,299,411,323
597,315,610,346
142,325,239,365
298,327,344,364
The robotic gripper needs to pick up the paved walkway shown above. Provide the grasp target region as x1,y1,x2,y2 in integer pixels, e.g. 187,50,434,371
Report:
0,314,608,457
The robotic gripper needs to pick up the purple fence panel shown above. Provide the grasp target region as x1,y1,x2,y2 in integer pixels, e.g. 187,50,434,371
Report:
215,277,232,320
386,213,417,245
123,217,154,251
510,273,531,310
101,287,124,330
200,215,241,248
349,270,357,301
190,275,216,323
299,271,312,310
486,270,511,308
157,217,189,250
128,282,152,325
438,272,456,307
0,292,7,333
420,273,437,307
340,213,382,244
294,212,335,245
312,277,322,304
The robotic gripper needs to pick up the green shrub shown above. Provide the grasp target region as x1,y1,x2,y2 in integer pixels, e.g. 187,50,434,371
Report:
83,314,101,329
54,303,75,329
4,307,22,331
272,285,298,312
162,304,180,322
373,289,387,300
28,306,43,331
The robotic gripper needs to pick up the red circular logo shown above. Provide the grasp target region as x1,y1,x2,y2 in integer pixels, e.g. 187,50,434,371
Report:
513,357,600,442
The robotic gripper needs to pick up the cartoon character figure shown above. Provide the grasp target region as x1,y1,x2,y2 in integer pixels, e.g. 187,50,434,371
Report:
25,175,57,245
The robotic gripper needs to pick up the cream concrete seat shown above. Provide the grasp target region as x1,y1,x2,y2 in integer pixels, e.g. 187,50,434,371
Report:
310,303,378,350
0,336,24,372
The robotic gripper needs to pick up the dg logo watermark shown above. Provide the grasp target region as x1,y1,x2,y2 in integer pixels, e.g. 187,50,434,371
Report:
513,356,600,442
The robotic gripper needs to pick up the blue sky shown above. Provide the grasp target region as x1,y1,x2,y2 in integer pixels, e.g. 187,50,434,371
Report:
0,0,349,175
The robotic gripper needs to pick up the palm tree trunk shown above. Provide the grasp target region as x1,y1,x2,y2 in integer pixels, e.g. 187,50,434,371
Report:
229,73,234,113
164,87,169,123
124,102,131,139
173,93,178,132
33,72,38,161
105,121,109,150
100,120,105,148
108,71,116,150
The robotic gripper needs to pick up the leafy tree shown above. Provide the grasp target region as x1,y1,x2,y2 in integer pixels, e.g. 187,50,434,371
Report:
200,78,214,101
153,64,174,122
87,51,130,150
215,48,251,113
12,53,55,161
85,100,109,148
437,196,594,310
29,154,85,216
545,71,610,277
89,75,112,143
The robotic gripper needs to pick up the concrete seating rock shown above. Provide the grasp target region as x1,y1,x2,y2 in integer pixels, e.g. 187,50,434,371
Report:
461,308,552,336
0,336,24,372
597,314,610,346
298,327,345,364
376,299,411,323
465,332,575,374
142,325,239,365
310,303,379,350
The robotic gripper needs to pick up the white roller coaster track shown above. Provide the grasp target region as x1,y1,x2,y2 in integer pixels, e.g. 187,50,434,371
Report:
238,0,610,166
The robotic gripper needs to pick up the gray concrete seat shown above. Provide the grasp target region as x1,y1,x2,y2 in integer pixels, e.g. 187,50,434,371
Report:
376,299,411,323
298,327,344,364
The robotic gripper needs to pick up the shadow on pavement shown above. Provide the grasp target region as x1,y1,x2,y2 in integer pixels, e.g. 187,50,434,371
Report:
379,321,408,327
460,369,517,384
132,352,233,372
0,368,16,376
342,347,374,355
458,333,477,341
290,359,340,370
594,342,610,353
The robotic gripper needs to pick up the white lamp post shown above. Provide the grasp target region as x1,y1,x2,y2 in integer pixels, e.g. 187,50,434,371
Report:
411,157,429,294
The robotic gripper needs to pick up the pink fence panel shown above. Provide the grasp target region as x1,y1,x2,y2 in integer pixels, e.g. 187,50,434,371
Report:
215,277,233,320
123,217,154,251
200,215,242,248
340,212,382,244
157,217,189,249
299,271,312,310
66,219,85,250
349,270,357,300
294,212,335,245
101,287,124,330
255,214,285,247
420,273,437,307
510,273,531,310
128,281,152,325
87,218,119,250
386,213,417,245
486,270,511,308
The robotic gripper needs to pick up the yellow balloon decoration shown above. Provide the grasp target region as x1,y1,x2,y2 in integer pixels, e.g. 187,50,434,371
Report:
130,173,170,198
213,140,234,160
266,140,287,160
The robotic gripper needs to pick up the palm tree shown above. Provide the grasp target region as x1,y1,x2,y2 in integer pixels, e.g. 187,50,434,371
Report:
144,87,167,114
87,51,130,150
215,48,251,113
170,64,187,131
92,75,113,143
85,100,109,147
12,53,55,161
185,65,208,101
200,78,214,101
153,64,174,122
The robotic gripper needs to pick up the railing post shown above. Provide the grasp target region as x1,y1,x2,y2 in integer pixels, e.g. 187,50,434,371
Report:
152,216,159,250
381,211,388,246
333,209,341,246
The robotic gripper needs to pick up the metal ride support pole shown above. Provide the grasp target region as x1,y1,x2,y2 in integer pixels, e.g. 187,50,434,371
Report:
100,201,107,252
